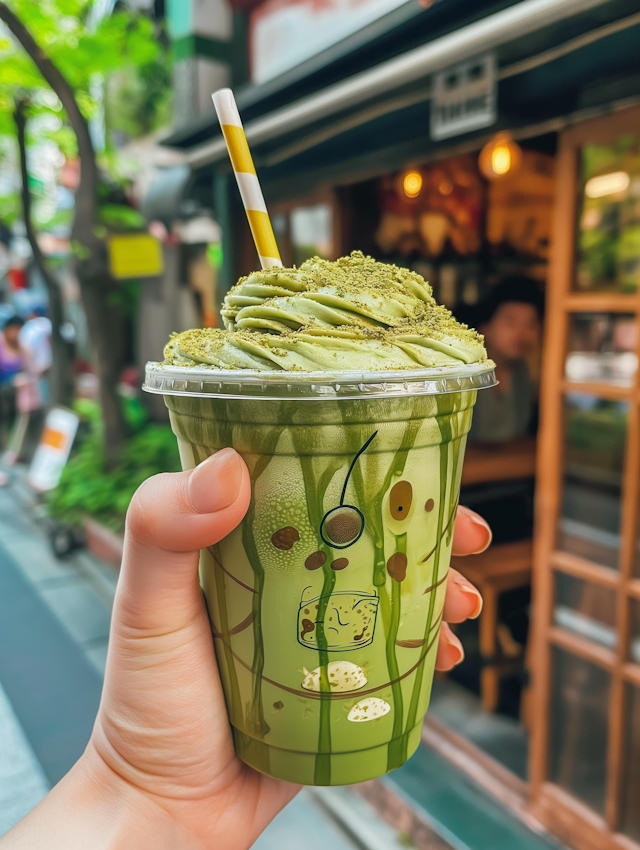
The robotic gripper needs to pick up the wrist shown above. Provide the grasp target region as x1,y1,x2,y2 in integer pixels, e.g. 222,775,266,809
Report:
0,743,196,850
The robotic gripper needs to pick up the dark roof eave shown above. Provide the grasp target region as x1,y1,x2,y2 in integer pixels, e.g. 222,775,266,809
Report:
160,0,508,150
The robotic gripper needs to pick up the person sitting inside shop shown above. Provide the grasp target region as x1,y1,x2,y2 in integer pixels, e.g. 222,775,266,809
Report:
469,277,543,444
454,278,543,716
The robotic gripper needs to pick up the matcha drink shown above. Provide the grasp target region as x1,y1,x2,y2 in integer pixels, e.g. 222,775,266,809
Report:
144,251,495,786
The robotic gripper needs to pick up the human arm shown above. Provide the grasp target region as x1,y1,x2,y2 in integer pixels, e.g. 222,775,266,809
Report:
1,449,489,849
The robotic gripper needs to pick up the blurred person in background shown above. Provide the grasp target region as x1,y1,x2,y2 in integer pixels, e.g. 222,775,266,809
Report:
4,309,53,465
454,278,544,713
0,315,25,485
469,277,544,444
20,308,52,389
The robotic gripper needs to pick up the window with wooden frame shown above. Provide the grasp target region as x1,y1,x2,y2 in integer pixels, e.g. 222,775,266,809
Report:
530,106,640,850
268,189,342,268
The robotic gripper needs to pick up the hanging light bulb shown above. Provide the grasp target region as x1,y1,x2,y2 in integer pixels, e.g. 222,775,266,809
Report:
479,133,522,180
491,144,511,175
402,170,423,198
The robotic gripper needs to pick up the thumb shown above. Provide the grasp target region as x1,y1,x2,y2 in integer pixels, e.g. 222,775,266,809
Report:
114,448,250,633
127,447,250,553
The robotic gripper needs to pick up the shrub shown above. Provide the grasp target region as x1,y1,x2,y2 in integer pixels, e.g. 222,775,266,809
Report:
47,399,181,533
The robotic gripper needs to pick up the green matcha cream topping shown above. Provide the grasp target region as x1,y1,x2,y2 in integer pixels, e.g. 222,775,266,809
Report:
163,251,488,372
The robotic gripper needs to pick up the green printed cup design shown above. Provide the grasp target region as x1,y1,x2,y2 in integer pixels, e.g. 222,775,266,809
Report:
298,588,379,651
165,390,475,786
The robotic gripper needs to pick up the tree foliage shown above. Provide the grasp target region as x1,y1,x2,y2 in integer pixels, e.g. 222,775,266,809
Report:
0,0,170,222
106,54,172,142
0,0,171,461
0,0,163,123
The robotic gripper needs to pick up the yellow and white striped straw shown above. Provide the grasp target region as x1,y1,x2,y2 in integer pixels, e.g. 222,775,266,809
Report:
212,88,282,270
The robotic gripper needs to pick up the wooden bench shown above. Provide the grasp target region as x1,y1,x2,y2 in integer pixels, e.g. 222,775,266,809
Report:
451,538,533,712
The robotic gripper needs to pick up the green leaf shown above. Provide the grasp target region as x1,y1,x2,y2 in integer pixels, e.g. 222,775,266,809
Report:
99,203,146,230
70,239,91,259
0,0,171,180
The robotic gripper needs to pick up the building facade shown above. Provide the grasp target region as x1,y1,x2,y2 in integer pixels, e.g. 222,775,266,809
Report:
156,1,640,846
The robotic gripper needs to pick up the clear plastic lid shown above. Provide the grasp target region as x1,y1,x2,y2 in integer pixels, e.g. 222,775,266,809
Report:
143,360,497,401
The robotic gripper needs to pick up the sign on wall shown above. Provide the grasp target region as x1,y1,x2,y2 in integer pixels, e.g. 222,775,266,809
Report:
108,234,164,280
251,0,408,85
430,53,497,142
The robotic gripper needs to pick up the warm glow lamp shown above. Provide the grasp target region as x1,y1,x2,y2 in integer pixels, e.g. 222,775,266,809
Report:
402,170,423,198
479,133,522,180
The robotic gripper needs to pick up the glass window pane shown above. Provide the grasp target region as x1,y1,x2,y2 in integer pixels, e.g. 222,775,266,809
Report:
558,395,628,569
576,135,640,292
554,573,617,649
621,684,640,840
566,314,637,387
549,648,610,814
290,204,332,265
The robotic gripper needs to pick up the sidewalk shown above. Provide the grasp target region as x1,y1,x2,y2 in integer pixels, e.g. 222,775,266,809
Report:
0,681,48,835
0,482,105,813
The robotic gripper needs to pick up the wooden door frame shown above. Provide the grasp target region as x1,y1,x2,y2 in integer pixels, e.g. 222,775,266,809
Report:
529,105,640,850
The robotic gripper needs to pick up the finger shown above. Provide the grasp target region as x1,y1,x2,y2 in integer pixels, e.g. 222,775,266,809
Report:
443,568,483,623
115,448,251,633
452,505,492,556
435,622,464,671
127,447,249,553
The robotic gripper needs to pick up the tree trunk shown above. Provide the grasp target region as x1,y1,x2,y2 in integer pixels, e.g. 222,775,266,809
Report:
77,264,129,463
0,1,129,466
14,100,74,408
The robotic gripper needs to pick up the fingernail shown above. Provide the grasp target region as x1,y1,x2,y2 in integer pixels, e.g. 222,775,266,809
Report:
442,629,465,666
453,575,483,619
458,505,493,552
187,448,242,514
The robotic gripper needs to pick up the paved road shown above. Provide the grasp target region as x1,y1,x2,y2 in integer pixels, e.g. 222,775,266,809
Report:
0,680,48,835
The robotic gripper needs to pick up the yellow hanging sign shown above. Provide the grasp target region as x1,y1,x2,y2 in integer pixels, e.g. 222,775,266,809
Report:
108,234,164,279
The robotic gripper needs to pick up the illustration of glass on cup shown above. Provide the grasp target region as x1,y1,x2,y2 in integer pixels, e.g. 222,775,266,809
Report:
142,89,495,786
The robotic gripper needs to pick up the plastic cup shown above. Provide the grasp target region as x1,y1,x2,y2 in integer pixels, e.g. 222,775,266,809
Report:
143,362,495,786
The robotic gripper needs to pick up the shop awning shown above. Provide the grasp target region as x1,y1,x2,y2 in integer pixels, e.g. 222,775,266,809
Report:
139,165,191,226
162,0,640,204
139,164,218,225
177,0,637,169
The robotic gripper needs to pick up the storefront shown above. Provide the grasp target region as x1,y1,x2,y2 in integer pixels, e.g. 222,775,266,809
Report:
159,0,640,846
530,106,640,850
